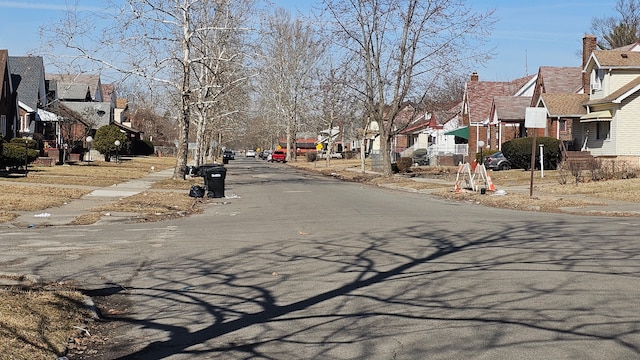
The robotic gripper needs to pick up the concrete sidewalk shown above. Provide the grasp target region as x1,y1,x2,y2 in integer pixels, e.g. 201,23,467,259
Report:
10,168,176,227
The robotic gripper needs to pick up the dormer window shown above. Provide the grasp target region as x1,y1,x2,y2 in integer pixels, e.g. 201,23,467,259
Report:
590,68,604,92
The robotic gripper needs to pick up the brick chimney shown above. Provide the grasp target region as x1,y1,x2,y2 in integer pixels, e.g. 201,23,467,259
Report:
470,71,479,82
582,35,597,92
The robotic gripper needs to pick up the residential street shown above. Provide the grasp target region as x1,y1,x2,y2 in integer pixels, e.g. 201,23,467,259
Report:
1,158,640,359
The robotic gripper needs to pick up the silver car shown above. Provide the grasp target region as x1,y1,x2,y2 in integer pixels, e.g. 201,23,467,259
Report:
483,151,511,170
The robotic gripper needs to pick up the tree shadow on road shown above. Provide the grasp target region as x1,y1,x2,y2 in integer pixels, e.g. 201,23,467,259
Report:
85,219,640,359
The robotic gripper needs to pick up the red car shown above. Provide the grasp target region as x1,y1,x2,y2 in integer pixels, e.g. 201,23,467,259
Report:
269,150,286,163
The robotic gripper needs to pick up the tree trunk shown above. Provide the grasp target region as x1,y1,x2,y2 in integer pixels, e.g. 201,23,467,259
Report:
173,8,192,180
380,131,393,176
193,111,209,166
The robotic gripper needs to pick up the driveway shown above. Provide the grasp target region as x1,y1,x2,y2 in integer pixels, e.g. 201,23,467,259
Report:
1,158,639,359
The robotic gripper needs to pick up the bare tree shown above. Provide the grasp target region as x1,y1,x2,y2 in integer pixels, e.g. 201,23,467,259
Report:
591,0,640,50
256,9,325,161
190,0,254,166
311,59,356,167
43,0,256,179
324,0,496,176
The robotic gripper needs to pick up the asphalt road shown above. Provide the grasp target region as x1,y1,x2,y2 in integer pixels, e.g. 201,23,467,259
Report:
2,157,640,359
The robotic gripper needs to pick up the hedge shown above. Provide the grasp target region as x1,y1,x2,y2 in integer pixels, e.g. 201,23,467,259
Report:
501,137,560,170
1,141,39,168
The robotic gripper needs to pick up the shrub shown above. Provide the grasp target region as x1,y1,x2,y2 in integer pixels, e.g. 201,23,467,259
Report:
131,139,155,155
577,159,640,183
502,137,560,170
306,151,317,162
93,125,128,160
343,150,359,159
412,149,428,165
9,137,38,148
396,157,413,173
1,141,39,168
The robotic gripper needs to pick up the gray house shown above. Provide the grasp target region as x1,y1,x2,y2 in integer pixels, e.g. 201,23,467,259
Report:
8,56,49,138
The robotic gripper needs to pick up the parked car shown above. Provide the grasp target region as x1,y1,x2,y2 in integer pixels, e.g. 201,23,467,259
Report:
269,150,286,163
483,151,511,170
246,149,257,157
259,150,272,160
223,150,235,161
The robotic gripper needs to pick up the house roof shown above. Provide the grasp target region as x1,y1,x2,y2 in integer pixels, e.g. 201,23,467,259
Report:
612,42,640,51
586,75,640,106
464,74,535,124
113,120,142,135
8,56,45,110
401,113,432,134
537,66,583,94
54,102,89,126
588,50,640,69
57,83,91,100
492,96,532,122
0,50,7,99
60,101,111,128
47,73,102,101
539,93,589,117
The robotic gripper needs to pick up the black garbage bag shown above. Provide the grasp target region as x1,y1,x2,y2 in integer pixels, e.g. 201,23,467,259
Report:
189,185,205,198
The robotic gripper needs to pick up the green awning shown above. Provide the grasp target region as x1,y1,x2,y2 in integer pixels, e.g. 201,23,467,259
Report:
444,126,469,140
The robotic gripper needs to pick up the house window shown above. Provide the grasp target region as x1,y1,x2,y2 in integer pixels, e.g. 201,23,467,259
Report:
0,115,5,137
559,119,566,132
596,121,610,140
591,69,605,92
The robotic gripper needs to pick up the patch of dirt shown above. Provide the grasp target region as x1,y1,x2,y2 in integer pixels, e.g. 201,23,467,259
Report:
66,292,135,360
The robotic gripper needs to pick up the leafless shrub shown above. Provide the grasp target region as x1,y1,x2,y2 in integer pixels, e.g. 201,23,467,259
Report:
587,157,604,181
565,160,587,184
557,164,568,185
598,159,640,180
563,158,640,184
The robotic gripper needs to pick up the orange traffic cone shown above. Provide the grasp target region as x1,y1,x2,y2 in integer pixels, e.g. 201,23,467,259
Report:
486,175,496,191
454,180,462,193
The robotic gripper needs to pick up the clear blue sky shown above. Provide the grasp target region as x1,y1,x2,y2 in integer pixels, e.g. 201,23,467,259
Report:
0,0,615,81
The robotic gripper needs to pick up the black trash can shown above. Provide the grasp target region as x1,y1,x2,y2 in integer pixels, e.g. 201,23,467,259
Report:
197,163,221,177
203,165,226,198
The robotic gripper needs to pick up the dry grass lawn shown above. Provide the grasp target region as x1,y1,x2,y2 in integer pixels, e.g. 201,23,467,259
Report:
290,158,640,214
0,156,204,225
0,156,205,359
0,280,95,360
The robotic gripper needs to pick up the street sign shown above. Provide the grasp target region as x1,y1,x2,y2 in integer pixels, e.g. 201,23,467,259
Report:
525,107,547,129
316,143,323,150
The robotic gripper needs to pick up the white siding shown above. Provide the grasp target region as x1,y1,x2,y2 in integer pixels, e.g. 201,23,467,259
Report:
610,71,640,93
614,95,640,155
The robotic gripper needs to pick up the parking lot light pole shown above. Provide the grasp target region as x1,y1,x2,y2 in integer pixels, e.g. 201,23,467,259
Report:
24,139,28,177
114,140,121,163
86,136,93,163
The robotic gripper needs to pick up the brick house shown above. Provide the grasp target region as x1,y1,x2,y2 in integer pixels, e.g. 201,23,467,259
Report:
460,71,535,159
0,50,19,140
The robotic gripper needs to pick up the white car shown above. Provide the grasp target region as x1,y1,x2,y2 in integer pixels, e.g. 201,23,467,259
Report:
246,149,257,157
